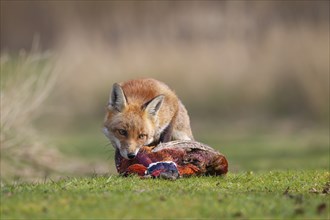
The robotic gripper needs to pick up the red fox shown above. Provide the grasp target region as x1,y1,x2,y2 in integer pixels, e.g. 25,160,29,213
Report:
103,78,194,159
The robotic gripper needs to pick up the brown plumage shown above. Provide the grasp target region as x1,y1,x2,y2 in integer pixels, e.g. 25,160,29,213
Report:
115,140,228,178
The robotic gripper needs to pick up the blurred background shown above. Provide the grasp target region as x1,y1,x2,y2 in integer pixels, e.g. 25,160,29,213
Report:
1,1,329,181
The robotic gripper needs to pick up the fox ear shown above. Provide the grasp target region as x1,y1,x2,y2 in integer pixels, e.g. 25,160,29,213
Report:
144,95,164,116
109,83,127,112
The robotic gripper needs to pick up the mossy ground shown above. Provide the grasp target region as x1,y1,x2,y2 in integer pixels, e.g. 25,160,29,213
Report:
1,170,329,219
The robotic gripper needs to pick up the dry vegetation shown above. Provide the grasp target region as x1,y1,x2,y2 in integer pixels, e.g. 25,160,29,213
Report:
0,48,61,180
39,2,329,127
0,49,107,181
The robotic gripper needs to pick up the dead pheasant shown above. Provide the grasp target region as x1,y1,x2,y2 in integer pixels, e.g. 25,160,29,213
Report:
115,140,228,179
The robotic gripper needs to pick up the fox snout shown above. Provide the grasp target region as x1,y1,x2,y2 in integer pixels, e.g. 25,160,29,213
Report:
127,153,136,159
102,127,140,159
119,147,140,160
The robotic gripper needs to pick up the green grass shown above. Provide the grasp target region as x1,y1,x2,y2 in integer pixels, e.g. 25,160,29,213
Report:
5,118,329,219
1,171,329,219
200,128,330,172
45,125,329,173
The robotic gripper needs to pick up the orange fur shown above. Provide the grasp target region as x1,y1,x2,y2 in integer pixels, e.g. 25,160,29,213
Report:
103,78,193,159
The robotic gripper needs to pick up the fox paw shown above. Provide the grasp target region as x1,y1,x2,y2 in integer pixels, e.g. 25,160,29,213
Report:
146,161,179,180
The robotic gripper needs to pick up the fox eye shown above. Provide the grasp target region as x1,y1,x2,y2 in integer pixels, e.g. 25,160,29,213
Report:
138,134,147,139
117,129,128,136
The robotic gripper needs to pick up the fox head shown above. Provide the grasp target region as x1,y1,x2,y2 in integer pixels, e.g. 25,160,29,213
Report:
103,83,164,159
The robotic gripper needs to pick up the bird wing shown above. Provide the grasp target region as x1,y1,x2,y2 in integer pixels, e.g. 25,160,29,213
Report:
151,140,219,154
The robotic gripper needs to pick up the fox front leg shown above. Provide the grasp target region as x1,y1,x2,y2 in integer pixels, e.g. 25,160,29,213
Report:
159,123,174,143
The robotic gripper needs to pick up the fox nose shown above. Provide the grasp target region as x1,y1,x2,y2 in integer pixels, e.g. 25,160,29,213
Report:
127,153,136,159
